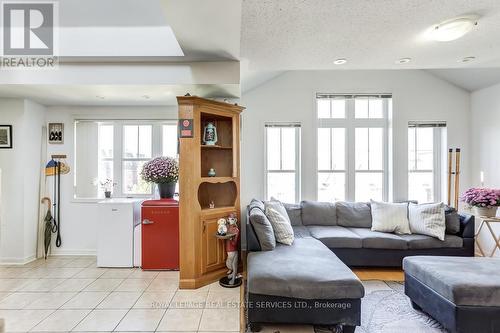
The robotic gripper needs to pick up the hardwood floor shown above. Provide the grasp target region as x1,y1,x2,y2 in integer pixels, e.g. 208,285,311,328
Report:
353,267,404,282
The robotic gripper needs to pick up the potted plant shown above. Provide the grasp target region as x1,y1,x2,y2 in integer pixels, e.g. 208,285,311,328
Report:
100,179,116,198
141,156,179,199
461,188,500,217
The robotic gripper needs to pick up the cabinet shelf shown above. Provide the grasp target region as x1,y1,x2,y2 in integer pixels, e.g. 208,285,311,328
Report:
201,145,232,150
200,206,237,216
200,177,235,183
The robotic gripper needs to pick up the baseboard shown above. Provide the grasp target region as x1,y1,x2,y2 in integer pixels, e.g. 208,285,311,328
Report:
0,254,36,265
49,249,97,256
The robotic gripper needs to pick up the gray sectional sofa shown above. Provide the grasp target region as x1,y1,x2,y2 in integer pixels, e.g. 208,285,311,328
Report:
246,199,475,331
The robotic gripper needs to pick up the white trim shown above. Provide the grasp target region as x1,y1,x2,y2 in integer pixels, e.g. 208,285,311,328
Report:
0,254,36,265
264,123,301,203
316,95,390,201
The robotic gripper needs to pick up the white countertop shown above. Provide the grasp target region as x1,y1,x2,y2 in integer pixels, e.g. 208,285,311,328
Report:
97,198,148,204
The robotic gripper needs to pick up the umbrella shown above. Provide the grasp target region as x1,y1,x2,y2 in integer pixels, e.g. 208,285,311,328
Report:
41,197,57,259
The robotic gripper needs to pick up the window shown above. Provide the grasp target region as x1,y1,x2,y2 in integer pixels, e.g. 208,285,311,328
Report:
316,94,390,202
75,120,177,198
265,123,301,203
408,122,446,203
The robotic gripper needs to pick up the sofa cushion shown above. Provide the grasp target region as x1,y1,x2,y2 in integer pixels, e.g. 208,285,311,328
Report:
284,203,303,226
301,201,336,226
307,226,362,248
248,238,365,300
399,234,463,249
336,202,372,228
292,226,312,238
249,203,276,251
403,256,500,306
445,205,461,234
348,227,408,249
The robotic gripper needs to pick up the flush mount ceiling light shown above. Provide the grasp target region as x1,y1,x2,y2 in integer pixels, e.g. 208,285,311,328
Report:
461,56,476,63
429,15,479,42
334,58,347,65
396,58,412,64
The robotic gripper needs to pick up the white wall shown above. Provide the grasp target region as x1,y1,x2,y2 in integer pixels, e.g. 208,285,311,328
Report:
0,99,45,263
44,106,177,256
471,83,500,256
241,70,471,210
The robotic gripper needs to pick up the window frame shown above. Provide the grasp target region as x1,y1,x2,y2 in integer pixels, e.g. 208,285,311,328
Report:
316,94,390,202
264,122,301,203
408,123,445,203
75,119,177,199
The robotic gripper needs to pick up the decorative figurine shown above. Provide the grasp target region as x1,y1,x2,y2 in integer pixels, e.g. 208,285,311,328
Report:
208,168,216,177
209,200,215,209
217,218,227,236
203,122,218,145
224,213,241,287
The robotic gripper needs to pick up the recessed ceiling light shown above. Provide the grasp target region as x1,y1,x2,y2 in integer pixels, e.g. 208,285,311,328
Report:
429,15,479,42
461,56,476,63
334,58,347,65
396,58,412,64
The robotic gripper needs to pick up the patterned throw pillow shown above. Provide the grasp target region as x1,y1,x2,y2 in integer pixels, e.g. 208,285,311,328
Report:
370,200,411,235
409,202,446,240
265,206,295,245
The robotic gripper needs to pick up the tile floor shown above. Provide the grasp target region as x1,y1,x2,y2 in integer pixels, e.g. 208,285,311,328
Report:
0,256,240,333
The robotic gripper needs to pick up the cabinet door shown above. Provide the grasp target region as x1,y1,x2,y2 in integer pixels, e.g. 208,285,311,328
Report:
201,217,226,274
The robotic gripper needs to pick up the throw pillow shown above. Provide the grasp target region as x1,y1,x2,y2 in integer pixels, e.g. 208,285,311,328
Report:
265,205,295,245
409,202,446,240
444,205,461,234
370,200,411,234
249,206,276,251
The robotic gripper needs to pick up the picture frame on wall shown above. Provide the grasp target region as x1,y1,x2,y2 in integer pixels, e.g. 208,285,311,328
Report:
48,123,64,144
0,125,12,149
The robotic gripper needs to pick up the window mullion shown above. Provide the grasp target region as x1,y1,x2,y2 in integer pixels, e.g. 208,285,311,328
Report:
346,98,356,201
114,122,123,197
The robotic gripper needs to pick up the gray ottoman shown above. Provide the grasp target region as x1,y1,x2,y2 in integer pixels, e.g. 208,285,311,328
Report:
403,256,500,333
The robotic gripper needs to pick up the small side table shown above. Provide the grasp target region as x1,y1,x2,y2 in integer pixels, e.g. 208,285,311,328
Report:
475,217,500,257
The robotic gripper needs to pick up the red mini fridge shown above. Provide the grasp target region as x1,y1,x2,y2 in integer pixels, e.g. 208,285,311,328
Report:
141,199,179,270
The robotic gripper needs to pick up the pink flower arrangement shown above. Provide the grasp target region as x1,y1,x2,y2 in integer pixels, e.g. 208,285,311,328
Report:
461,188,500,208
141,157,179,184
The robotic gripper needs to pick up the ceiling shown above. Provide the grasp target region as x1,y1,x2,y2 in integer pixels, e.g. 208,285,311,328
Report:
425,68,500,91
241,0,500,70
0,85,239,106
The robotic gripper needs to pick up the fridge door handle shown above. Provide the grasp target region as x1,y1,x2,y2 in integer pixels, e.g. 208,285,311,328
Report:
143,219,154,225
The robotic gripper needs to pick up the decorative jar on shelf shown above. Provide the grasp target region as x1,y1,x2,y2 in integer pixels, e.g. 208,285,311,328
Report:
208,168,216,177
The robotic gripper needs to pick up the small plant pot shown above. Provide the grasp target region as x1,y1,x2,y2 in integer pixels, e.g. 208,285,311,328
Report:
158,182,176,199
104,191,111,198
473,206,498,218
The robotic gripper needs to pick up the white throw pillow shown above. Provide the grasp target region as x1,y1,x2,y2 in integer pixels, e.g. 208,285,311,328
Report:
409,202,446,240
370,200,411,234
264,201,294,245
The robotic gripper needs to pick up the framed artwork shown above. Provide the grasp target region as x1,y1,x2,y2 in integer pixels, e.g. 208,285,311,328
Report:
48,123,64,144
0,125,12,149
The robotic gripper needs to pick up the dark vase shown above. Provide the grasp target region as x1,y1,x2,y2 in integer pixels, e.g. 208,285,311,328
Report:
158,182,176,199
104,191,111,198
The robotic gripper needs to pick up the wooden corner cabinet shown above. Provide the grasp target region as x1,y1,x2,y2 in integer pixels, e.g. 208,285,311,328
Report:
177,96,245,289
